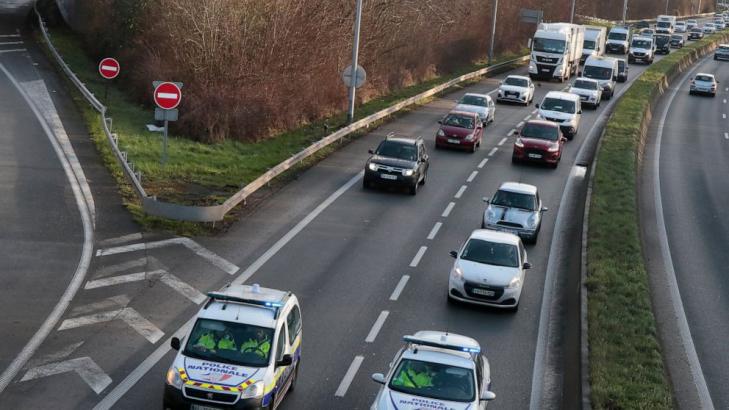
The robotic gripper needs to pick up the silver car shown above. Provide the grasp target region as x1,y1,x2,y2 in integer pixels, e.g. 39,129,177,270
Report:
481,182,548,243
454,93,495,124
690,73,718,97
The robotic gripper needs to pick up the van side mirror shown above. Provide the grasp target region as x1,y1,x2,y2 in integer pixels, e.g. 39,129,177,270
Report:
171,337,181,351
482,197,490,204
449,250,458,258
578,109,583,114
481,390,497,401
437,120,443,124
523,262,532,270
276,354,293,367
368,149,374,155
535,103,540,108
372,373,386,385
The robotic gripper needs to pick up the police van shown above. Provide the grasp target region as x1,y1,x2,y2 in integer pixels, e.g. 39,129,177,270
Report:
164,284,302,410
371,331,496,410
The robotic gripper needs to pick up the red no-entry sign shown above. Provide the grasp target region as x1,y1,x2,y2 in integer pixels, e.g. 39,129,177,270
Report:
98,58,120,80
154,82,182,110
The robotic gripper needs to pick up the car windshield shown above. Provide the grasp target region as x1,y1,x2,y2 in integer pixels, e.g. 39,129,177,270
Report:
656,36,669,44
376,140,418,161
574,79,599,90
608,31,627,40
657,22,671,28
442,114,475,129
491,189,537,210
461,238,520,267
184,319,275,368
521,123,559,141
695,75,714,82
632,39,652,48
583,65,612,80
671,35,682,40
504,77,529,87
459,95,487,107
719,46,729,51
541,97,576,113
583,40,596,50
617,60,626,70
692,28,702,32
533,37,566,53
389,359,476,403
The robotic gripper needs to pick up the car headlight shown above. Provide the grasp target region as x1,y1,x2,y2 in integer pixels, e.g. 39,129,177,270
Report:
166,367,183,389
507,276,521,289
402,169,414,177
437,129,445,137
240,381,265,399
498,89,503,96
465,133,475,141
514,138,525,148
368,163,378,172
451,266,464,281
547,143,560,152
527,213,539,228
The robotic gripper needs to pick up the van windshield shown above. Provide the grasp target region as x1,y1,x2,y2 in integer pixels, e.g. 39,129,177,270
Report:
583,40,596,50
184,319,275,368
657,22,671,28
533,38,566,53
541,97,576,114
583,65,613,80
608,32,627,41
632,39,652,48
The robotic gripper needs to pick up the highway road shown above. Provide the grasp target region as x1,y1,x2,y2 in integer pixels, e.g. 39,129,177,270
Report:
0,7,710,410
643,53,729,408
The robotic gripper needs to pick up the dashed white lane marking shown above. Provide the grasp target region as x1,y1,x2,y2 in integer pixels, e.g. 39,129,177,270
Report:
498,137,508,146
20,357,111,394
0,41,23,45
723,99,727,104
442,202,456,217
532,109,538,114
389,275,411,301
365,311,390,343
524,114,533,121
335,356,364,397
488,147,498,156
478,158,489,168
409,246,428,267
467,171,478,183
96,237,239,275
723,114,727,119
455,185,468,199
94,258,148,279
84,270,206,304
725,87,728,92
427,222,443,240
0,49,25,54
725,132,728,139
98,233,143,247
517,121,525,128
58,308,164,344
0,34,20,38
508,129,517,136
70,295,130,317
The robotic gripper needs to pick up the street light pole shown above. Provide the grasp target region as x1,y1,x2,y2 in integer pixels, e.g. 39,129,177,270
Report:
622,0,628,24
488,0,498,65
570,0,576,23
347,0,363,124
665,0,670,14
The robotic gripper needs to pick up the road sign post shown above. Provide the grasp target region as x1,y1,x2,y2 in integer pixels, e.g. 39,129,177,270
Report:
152,81,183,165
98,57,120,106
346,0,364,124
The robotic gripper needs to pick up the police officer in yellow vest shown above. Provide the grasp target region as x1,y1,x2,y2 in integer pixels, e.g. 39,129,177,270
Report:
195,330,217,351
217,332,237,351
240,329,271,359
393,362,433,389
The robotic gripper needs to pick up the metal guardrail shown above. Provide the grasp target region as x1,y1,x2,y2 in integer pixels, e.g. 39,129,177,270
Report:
577,12,716,27
36,2,529,222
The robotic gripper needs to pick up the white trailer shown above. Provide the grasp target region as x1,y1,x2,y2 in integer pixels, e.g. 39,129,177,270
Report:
529,23,585,82
581,26,607,64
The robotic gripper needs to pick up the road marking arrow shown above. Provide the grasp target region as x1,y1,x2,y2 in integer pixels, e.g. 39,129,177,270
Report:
84,269,205,304
26,342,84,369
21,357,111,394
59,308,164,344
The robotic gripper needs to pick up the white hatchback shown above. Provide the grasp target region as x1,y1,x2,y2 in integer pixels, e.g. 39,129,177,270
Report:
447,229,530,310
497,75,535,105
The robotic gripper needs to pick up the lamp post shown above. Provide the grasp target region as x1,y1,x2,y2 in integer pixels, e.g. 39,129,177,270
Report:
622,0,628,24
347,0,363,123
488,0,498,65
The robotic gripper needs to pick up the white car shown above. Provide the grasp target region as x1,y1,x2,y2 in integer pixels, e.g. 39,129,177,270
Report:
674,21,687,33
447,229,530,310
703,23,716,34
371,331,496,410
496,75,535,105
569,77,602,109
690,73,718,97
536,91,582,139
686,20,698,30
164,284,302,410
454,93,495,124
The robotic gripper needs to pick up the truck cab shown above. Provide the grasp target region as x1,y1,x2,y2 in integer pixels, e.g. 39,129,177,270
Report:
581,26,607,64
529,23,585,82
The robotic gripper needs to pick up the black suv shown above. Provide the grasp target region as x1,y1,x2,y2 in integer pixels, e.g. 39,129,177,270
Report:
654,34,671,54
364,134,429,195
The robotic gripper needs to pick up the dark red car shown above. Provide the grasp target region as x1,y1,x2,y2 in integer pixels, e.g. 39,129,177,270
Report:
435,111,483,152
511,120,566,168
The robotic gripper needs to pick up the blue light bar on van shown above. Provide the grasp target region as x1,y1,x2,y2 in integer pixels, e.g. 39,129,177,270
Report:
403,335,481,354
207,292,282,309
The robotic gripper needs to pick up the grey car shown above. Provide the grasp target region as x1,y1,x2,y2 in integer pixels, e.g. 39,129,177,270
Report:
481,182,548,244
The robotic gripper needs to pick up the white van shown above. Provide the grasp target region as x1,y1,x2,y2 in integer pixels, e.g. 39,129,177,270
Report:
606,26,630,54
582,55,619,99
536,91,582,139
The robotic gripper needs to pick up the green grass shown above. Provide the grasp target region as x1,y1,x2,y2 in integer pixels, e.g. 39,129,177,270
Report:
42,25,526,231
587,33,728,409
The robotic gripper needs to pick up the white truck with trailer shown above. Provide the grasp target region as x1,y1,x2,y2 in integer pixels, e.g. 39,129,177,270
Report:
529,23,585,82
656,15,677,34
581,26,607,64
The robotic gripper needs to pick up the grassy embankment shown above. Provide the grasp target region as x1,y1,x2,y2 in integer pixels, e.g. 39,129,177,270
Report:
587,32,727,408
43,26,526,232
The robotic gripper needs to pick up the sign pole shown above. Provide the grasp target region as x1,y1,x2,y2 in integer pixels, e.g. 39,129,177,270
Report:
162,119,169,165
347,0,363,124
489,0,498,65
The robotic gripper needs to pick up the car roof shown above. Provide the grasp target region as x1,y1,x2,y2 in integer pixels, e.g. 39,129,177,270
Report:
448,110,479,118
382,133,419,145
199,284,293,329
610,27,629,32
505,74,530,81
399,331,480,369
695,73,716,79
584,55,616,66
720,44,729,47
469,229,522,246
544,90,580,102
524,119,559,128
462,92,490,98
499,181,538,195
632,35,653,41
574,77,600,84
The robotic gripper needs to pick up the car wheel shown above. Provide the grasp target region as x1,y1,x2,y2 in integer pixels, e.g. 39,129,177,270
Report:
363,179,371,190
409,182,418,196
420,170,427,186
512,156,519,164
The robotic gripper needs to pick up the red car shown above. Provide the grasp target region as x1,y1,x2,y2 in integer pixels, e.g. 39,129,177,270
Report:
435,111,483,152
512,120,566,168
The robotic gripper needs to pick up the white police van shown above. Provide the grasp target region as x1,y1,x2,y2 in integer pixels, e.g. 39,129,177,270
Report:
371,331,496,410
164,284,302,410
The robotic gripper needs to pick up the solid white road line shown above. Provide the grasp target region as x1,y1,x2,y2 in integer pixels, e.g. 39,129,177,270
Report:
20,357,111,394
70,295,131,317
455,185,467,199
26,341,84,369
0,64,94,395
478,158,489,168
488,147,498,156
442,202,456,217
652,61,715,409
95,172,365,409
335,356,364,397
389,275,411,301
94,258,148,279
427,222,443,240
59,308,164,344
96,237,239,275
498,137,508,146
98,233,143,247
467,171,478,183
409,246,428,268
365,311,390,343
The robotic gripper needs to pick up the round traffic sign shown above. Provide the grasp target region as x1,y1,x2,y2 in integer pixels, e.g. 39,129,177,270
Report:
98,58,120,80
342,65,366,88
154,82,182,110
